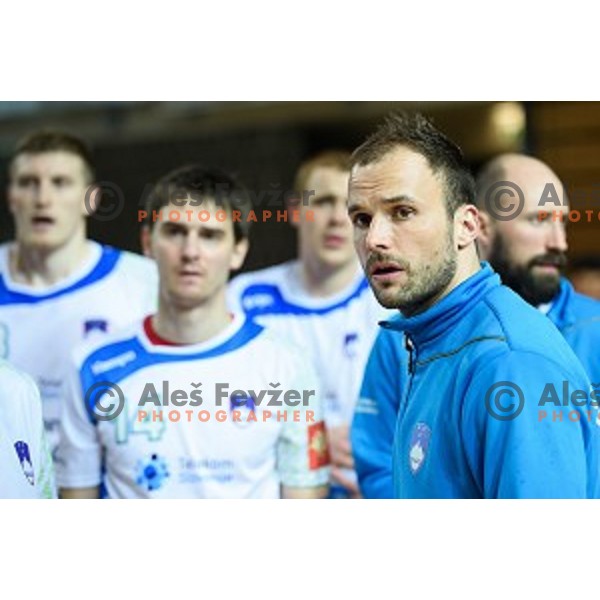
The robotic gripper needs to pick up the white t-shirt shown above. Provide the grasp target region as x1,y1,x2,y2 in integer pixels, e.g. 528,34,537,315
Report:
0,360,56,498
227,261,389,427
57,315,329,498
0,241,158,463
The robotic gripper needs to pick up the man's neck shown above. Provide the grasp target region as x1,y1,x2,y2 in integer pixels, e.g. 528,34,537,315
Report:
10,234,92,288
298,258,360,298
152,292,233,345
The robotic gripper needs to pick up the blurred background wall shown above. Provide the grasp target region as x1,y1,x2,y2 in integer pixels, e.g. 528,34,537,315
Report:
0,101,597,272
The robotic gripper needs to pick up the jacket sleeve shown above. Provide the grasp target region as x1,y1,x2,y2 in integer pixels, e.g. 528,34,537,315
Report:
462,351,600,499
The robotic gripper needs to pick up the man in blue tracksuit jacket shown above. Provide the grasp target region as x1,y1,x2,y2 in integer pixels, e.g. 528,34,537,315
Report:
353,274,600,499
348,115,600,499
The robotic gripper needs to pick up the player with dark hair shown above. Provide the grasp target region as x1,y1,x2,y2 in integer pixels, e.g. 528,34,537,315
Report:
57,165,329,499
349,113,599,498
0,129,157,465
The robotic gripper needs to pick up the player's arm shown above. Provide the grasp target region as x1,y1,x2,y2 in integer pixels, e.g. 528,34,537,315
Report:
37,428,57,499
328,424,360,496
464,352,599,499
281,485,329,499
60,486,100,499
277,354,330,499
351,329,407,499
55,355,104,497
17,372,58,499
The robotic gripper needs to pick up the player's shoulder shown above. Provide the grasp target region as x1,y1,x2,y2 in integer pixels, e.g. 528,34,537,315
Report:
71,319,143,368
481,284,567,350
112,247,154,269
568,286,600,320
106,246,157,278
229,261,294,292
438,283,582,382
250,322,301,352
241,321,313,374
0,359,41,411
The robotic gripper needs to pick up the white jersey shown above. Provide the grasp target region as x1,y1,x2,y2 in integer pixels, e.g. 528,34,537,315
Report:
0,360,56,498
57,314,329,498
227,261,389,427
0,241,158,463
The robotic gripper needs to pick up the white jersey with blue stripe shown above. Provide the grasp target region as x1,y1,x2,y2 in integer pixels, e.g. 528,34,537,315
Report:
0,360,56,498
227,261,389,427
56,315,329,498
0,241,158,463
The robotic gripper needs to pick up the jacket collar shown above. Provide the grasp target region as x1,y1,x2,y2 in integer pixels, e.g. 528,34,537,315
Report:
547,278,575,330
381,263,500,350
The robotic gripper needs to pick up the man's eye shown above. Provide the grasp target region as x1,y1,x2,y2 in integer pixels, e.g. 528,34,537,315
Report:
16,176,37,188
350,213,371,228
313,197,335,208
201,230,224,240
164,226,185,236
393,206,414,220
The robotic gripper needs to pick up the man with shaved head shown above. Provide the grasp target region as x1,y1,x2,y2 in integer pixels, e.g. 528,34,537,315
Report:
476,153,600,383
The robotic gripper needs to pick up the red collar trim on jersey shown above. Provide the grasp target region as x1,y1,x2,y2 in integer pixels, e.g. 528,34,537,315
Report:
143,314,236,346
143,316,184,346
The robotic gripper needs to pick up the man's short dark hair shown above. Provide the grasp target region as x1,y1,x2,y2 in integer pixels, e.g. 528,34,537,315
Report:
9,129,96,183
351,112,475,215
143,165,253,242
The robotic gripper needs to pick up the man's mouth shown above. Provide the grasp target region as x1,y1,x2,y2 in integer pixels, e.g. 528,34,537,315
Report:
530,254,566,273
369,261,405,282
323,234,347,248
31,216,55,228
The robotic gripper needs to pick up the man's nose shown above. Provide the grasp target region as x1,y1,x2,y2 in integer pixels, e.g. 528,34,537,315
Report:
547,220,568,254
181,233,201,260
365,214,393,252
34,182,53,207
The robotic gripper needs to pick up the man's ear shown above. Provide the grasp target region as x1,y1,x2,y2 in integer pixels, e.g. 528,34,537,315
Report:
230,238,249,272
82,184,101,217
455,204,481,250
140,226,153,258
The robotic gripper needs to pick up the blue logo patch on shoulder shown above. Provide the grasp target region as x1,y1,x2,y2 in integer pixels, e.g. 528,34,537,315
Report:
84,319,109,336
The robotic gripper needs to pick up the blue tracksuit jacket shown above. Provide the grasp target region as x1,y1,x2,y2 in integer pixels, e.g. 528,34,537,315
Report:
352,264,600,498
